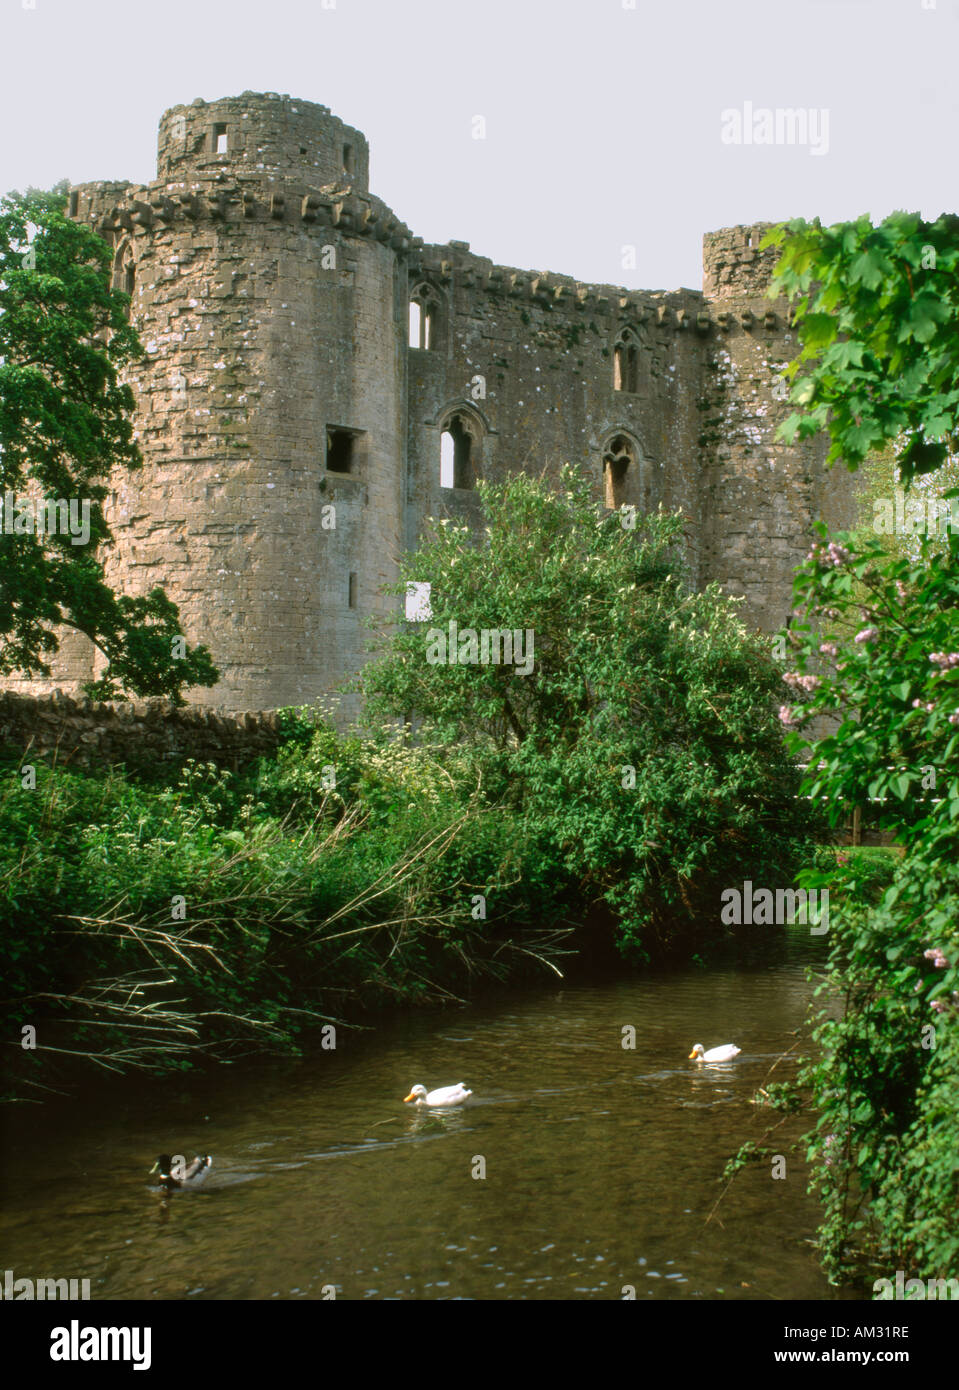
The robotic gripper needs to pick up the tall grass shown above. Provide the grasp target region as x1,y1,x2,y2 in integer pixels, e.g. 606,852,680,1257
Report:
0,725,573,1092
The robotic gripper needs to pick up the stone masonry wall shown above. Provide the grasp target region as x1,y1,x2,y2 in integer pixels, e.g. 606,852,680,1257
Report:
699,225,862,629
0,691,281,772
405,242,708,580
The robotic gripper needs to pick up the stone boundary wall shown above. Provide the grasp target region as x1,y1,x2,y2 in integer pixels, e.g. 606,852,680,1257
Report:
0,691,283,773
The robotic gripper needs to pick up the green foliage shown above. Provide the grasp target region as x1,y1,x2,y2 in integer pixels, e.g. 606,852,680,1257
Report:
799,848,959,1283
721,1139,762,1183
783,526,959,837
764,212,959,484
361,466,815,962
768,211,959,1284
0,723,570,1089
0,186,218,702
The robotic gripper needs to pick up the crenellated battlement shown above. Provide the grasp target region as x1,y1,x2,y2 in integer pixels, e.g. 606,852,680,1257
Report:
27,94,858,719
70,178,415,249
411,241,787,335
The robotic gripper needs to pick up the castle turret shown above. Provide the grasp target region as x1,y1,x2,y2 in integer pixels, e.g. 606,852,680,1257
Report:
59,94,407,714
157,92,369,190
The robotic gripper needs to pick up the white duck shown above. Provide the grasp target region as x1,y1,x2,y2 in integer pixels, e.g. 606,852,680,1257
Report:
403,1082,472,1107
689,1043,741,1063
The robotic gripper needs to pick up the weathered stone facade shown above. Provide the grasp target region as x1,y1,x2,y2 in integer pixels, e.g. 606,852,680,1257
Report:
9,93,860,716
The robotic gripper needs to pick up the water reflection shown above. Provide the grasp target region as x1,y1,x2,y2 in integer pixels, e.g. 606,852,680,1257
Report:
0,931,852,1300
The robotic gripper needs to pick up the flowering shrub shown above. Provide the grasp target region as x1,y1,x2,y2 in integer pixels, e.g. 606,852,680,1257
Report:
767,211,959,1284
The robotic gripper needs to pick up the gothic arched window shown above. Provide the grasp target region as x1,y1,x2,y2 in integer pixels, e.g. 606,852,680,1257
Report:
410,282,442,349
440,409,482,489
602,433,637,510
613,328,640,394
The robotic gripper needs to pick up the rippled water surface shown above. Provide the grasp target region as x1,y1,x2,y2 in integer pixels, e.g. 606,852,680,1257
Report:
0,933,850,1300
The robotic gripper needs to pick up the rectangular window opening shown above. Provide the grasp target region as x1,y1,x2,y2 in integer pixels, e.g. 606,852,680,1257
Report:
343,144,354,174
326,427,358,474
348,572,358,608
213,123,228,154
68,190,79,217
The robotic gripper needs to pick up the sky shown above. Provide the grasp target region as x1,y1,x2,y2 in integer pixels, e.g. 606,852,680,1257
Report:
0,0,956,292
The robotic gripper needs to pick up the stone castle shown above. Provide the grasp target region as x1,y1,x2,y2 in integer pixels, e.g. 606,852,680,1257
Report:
16,92,860,715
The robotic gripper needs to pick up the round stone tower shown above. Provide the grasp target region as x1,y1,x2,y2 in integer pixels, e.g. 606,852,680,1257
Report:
157,92,370,189
62,93,411,713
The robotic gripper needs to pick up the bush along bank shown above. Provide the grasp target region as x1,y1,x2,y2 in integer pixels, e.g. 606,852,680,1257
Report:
0,723,576,1095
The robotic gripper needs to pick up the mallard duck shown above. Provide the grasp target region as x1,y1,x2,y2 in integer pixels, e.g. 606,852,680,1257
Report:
688,1043,742,1062
403,1082,472,1107
149,1153,212,1190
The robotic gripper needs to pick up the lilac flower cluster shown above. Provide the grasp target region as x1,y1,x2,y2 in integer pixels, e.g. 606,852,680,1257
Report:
854,627,879,644
911,698,936,713
929,652,959,670
808,540,852,567
921,948,958,1013
783,672,821,692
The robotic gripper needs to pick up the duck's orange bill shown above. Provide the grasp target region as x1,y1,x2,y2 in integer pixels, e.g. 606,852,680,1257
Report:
403,1092,416,1102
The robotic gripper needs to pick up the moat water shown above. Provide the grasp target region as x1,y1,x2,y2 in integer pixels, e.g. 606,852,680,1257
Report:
0,928,857,1301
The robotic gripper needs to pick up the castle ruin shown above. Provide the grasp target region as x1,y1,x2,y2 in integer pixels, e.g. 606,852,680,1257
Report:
12,93,860,715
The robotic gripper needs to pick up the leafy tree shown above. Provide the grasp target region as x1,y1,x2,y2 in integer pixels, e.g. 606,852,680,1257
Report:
765,213,959,1283
768,211,959,483
0,186,217,702
362,466,814,962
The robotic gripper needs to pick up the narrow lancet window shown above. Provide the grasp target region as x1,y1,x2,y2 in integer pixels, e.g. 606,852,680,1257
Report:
440,413,478,489
603,434,636,509
409,283,441,349
613,329,640,393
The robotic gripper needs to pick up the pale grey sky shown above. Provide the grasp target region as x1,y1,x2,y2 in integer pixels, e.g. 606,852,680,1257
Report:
1,0,956,291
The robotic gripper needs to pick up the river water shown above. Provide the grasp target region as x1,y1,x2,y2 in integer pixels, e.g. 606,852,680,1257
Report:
0,929,852,1300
